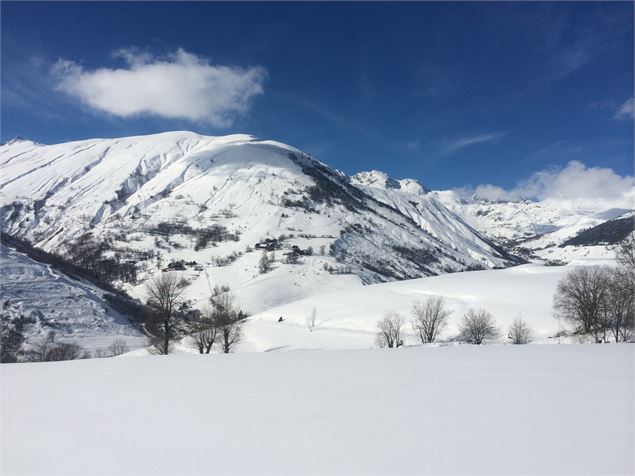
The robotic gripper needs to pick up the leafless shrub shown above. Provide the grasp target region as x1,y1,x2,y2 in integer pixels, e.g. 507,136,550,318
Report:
46,343,88,361
508,315,533,344
411,296,452,343
108,338,129,356
459,309,499,345
375,312,405,348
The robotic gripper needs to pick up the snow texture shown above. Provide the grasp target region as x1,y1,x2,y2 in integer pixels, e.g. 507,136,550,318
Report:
0,244,145,351
1,344,632,474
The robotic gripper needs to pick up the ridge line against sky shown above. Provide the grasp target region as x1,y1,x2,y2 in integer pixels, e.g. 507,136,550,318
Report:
2,1,633,190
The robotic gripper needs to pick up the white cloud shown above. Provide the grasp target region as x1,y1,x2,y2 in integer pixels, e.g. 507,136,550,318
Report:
614,98,634,120
472,161,634,202
446,132,506,153
52,48,266,127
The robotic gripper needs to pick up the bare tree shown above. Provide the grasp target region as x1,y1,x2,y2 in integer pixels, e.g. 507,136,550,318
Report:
605,266,634,342
614,233,635,271
307,306,317,332
145,272,190,355
211,285,244,353
411,296,452,343
508,315,533,344
190,304,218,354
108,338,129,356
459,309,499,345
258,251,273,274
610,235,635,342
553,266,609,341
375,312,405,348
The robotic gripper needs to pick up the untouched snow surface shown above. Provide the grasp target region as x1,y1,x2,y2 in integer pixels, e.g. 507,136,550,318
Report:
1,344,632,474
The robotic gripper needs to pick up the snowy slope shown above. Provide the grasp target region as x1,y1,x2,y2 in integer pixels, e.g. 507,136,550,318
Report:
352,170,514,267
0,244,145,351
1,344,632,474
0,132,519,317
238,261,598,352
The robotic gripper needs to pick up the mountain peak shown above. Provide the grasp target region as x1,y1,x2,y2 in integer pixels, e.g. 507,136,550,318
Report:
398,178,430,195
351,170,401,190
5,136,28,145
351,170,429,195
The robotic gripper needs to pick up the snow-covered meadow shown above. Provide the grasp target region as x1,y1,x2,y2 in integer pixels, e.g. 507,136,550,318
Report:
238,261,601,352
1,344,632,474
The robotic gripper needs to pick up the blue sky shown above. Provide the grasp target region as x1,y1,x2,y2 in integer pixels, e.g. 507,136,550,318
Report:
2,1,633,191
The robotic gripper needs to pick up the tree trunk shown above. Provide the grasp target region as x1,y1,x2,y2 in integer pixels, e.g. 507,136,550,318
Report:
163,319,170,355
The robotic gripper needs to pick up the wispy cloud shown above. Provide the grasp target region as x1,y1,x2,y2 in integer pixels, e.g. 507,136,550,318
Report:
52,48,266,127
614,98,634,120
280,94,375,140
401,139,422,151
446,132,506,153
532,140,583,159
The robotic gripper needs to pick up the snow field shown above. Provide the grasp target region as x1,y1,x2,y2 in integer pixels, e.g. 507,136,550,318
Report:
1,344,632,474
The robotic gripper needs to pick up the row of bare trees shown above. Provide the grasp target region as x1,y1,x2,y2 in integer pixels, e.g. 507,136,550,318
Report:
144,273,245,355
375,297,533,348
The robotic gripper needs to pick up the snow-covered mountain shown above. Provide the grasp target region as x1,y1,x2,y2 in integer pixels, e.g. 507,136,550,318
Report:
0,132,519,314
429,191,633,262
347,169,632,263
1,131,631,351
